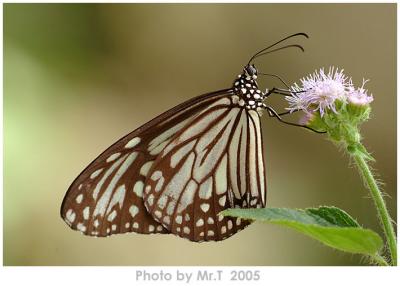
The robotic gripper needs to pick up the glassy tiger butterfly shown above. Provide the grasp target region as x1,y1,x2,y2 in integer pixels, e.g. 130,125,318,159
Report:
61,33,310,242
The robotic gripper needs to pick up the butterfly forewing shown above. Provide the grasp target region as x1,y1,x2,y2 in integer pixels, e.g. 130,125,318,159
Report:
61,90,232,237
143,95,266,242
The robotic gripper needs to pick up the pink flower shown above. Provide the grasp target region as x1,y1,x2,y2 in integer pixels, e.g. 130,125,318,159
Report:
287,67,373,117
347,79,374,106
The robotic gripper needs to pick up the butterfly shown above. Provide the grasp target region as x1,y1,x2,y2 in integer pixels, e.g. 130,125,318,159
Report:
60,33,309,242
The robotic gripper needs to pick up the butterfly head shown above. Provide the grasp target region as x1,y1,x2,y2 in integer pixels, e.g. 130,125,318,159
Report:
244,64,258,79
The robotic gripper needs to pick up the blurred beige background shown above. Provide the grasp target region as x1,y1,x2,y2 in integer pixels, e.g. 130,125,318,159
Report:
4,4,396,266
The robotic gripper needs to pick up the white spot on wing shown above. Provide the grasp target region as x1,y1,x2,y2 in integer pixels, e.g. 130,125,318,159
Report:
175,215,182,224
83,206,90,220
77,223,86,232
163,216,171,224
125,137,141,149
107,209,117,222
145,185,151,194
90,168,103,179
106,152,121,163
151,171,162,181
231,95,239,104
147,194,154,206
66,209,76,223
129,205,139,218
196,219,204,227
140,161,154,176
157,195,168,209
200,203,210,212
155,176,165,192
75,194,83,204
154,210,162,218
133,181,144,198
218,196,226,207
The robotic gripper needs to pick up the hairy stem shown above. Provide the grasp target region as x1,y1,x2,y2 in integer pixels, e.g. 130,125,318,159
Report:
352,152,397,266
371,254,389,266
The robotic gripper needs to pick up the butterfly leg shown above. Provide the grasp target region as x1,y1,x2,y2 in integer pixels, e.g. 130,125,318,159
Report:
260,88,300,116
263,87,307,98
258,72,311,97
264,105,326,134
258,72,291,90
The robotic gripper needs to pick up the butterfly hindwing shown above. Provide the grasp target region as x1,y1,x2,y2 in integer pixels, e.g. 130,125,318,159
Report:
60,90,232,237
143,95,266,242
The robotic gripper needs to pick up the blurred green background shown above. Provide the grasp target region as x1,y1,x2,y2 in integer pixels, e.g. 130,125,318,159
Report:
4,4,396,266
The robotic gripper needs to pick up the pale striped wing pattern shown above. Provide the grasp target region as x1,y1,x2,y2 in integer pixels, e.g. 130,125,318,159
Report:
60,90,232,237
144,95,266,242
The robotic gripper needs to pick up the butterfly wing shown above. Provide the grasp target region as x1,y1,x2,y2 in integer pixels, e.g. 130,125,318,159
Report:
143,95,266,242
60,89,232,237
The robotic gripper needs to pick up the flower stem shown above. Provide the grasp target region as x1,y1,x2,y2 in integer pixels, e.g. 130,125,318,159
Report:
352,152,397,266
371,254,389,266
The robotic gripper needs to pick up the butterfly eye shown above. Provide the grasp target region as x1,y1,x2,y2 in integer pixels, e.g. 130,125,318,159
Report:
245,65,257,77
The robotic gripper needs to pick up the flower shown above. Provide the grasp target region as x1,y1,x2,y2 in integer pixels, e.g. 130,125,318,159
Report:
287,67,373,117
347,79,374,106
285,92,311,113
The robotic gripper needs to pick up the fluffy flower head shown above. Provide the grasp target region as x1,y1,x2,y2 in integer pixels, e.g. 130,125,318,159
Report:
347,79,374,106
287,67,373,117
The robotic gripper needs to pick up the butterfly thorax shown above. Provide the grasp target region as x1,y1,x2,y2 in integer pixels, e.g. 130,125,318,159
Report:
233,71,265,111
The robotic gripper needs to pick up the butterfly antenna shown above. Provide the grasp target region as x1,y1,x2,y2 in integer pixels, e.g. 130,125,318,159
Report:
247,32,309,65
252,44,305,61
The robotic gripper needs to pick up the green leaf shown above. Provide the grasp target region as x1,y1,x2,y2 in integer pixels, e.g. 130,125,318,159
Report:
306,206,360,227
221,206,383,256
